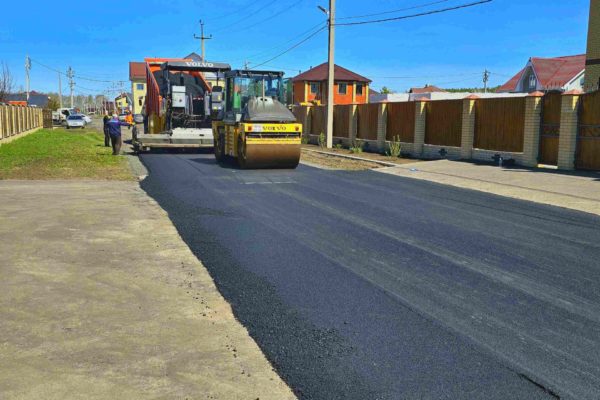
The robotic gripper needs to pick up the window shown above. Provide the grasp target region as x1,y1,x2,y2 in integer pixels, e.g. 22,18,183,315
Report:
338,83,347,95
310,82,320,94
136,83,144,91
529,75,537,89
356,83,363,96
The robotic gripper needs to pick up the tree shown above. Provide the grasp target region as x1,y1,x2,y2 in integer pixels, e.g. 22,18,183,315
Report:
0,62,13,103
381,86,394,94
47,96,60,111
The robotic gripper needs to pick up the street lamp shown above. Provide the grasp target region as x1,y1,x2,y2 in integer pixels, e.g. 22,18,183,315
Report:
318,1,335,149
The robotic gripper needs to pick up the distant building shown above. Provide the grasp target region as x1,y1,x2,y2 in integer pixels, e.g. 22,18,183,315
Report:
585,0,600,91
114,93,132,113
408,85,447,94
291,63,371,105
498,55,586,93
6,91,50,108
129,62,147,115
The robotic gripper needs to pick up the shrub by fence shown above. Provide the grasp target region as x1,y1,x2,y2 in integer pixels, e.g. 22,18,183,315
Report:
357,103,378,140
0,105,44,142
474,97,525,152
425,100,462,147
386,101,415,142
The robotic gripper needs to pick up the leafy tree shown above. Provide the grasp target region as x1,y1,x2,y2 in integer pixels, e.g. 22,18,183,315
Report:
47,96,60,110
381,86,394,94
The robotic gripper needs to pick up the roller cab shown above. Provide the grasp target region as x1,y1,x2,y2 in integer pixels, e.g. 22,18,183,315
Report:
213,70,302,169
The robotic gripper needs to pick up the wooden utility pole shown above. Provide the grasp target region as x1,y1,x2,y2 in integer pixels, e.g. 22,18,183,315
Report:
25,55,31,103
58,72,63,109
325,0,336,149
67,67,75,108
194,20,212,62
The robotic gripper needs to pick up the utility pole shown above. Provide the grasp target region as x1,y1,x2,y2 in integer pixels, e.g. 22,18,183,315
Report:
319,1,335,149
67,67,75,108
25,55,31,103
483,69,490,93
193,20,212,62
244,61,250,70
58,73,63,109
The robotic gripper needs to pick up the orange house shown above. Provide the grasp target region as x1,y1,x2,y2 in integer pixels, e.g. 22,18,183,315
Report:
292,63,371,105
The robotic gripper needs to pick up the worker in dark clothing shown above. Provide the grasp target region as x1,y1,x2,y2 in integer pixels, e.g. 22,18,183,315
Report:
106,114,131,155
102,113,111,147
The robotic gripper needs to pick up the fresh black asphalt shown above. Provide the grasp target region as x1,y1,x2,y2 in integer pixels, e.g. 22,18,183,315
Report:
140,152,600,400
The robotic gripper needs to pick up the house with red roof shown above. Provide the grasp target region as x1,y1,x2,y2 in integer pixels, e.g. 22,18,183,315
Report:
292,63,371,105
409,85,447,94
498,54,586,93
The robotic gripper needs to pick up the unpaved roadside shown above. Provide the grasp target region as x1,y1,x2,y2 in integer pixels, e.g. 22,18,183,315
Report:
0,180,295,400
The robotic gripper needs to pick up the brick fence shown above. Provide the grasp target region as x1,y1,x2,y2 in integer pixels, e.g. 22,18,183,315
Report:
294,90,600,171
0,104,45,146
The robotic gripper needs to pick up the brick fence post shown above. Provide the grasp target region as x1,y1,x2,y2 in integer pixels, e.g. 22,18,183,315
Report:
348,104,357,142
376,102,388,152
460,95,478,159
522,91,544,167
557,90,582,170
413,100,427,157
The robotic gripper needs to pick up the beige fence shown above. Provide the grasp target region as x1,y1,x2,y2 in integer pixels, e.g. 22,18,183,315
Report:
0,105,44,143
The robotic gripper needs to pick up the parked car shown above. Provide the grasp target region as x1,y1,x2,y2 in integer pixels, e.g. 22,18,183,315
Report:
77,113,92,124
66,115,86,129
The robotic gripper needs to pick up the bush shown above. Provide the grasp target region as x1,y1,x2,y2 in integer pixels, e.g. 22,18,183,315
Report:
387,135,402,158
318,131,326,149
349,140,363,154
301,134,309,144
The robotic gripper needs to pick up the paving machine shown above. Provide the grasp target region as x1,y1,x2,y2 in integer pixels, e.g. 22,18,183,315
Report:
133,58,231,151
212,69,302,169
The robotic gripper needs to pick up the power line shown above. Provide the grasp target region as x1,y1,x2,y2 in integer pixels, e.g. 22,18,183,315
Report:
335,0,493,26
233,0,303,34
337,0,450,20
212,0,279,33
251,26,327,69
372,72,483,79
234,21,327,64
30,57,122,83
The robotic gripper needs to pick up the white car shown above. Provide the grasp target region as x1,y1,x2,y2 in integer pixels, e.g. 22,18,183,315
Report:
66,115,86,129
78,114,92,124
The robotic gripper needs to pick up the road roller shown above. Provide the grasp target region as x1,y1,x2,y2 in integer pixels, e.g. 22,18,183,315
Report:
212,69,302,169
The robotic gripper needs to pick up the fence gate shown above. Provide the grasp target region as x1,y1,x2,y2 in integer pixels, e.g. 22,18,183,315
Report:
539,92,561,165
576,90,600,170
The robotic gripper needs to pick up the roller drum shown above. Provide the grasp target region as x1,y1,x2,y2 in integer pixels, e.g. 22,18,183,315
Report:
238,138,301,169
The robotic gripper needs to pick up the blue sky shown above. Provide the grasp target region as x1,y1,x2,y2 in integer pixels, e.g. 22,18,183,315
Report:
0,0,591,95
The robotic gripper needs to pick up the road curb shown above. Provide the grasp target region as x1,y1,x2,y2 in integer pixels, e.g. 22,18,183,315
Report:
302,148,400,167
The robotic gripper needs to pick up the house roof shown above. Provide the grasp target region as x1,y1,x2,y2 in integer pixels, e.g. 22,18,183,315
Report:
498,54,586,92
129,62,146,81
185,52,202,61
6,92,49,107
292,63,371,83
409,85,447,94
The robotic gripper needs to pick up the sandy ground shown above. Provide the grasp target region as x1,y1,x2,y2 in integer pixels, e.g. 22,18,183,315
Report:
0,180,295,400
379,159,600,216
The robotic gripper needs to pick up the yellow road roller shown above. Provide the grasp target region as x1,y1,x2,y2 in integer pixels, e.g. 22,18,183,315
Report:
212,69,302,169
